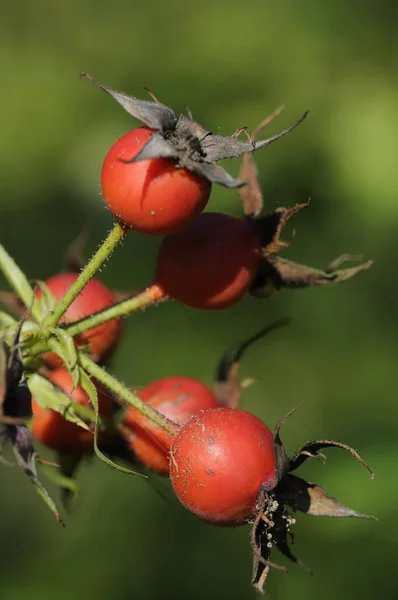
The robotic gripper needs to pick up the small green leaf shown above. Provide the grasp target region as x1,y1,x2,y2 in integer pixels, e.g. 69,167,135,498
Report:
0,311,17,330
0,244,41,321
28,373,90,431
78,367,144,477
47,328,78,372
38,461,80,498
35,281,57,319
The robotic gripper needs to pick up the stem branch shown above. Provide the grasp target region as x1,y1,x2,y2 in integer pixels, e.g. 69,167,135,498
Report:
44,222,127,328
64,285,166,337
79,354,178,436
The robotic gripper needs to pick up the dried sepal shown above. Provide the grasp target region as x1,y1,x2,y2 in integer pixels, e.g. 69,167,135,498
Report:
80,73,177,132
1,319,32,423
251,489,289,595
214,319,289,409
249,408,376,593
124,132,178,163
249,202,310,256
251,485,310,595
238,106,286,217
288,439,375,479
0,317,64,525
82,74,308,189
193,161,245,188
278,474,376,519
202,111,309,162
176,114,211,139
268,255,374,289
250,254,373,298
272,407,300,483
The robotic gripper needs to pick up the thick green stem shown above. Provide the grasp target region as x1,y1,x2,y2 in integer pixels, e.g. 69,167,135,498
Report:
64,285,166,338
79,354,179,436
44,221,127,329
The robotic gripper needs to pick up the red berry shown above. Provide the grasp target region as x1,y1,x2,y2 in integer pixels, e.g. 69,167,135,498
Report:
101,127,211,235
169,408,277,526
124,377,219,474
36,272,122,367
155,212,262,310
31,368,115,453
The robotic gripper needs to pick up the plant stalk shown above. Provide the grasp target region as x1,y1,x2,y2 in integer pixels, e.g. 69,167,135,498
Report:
44,221,127,329
64,285,166,337
79,354,179,436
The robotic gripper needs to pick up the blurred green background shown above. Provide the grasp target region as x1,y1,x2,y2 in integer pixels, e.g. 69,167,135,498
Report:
1,0,397,598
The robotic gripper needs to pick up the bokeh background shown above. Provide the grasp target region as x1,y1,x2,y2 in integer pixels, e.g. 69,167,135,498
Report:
1,0,397,598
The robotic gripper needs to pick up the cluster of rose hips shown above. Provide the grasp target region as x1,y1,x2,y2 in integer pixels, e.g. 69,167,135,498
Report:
0,75,375,594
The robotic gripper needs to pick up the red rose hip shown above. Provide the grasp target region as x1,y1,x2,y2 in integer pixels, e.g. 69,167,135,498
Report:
101,127,211,235
124,376,219,474
155,212,262,310
36,272,122,367
169,408,277,525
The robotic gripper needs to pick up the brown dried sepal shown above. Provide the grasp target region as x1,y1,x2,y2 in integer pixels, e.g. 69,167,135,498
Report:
213,320,288,408
278,474,376,519
238,106,286,217
82,73,308,189
251,253,374,298
249,410,376,594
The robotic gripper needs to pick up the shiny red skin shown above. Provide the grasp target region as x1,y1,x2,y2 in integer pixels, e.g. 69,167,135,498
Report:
31,368,115,453
124,377,219,474
170,408,277,526
155,212,262,310
36,272,122,367
101,127,211,235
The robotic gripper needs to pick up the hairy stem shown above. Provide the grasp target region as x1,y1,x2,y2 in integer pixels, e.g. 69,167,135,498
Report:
44,222,127,329
64,285,166,337
79,354,179,436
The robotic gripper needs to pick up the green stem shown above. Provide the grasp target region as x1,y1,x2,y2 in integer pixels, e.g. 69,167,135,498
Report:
64,285,166,338
44,221,127,329
79,354,179,436
0,244,41,321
